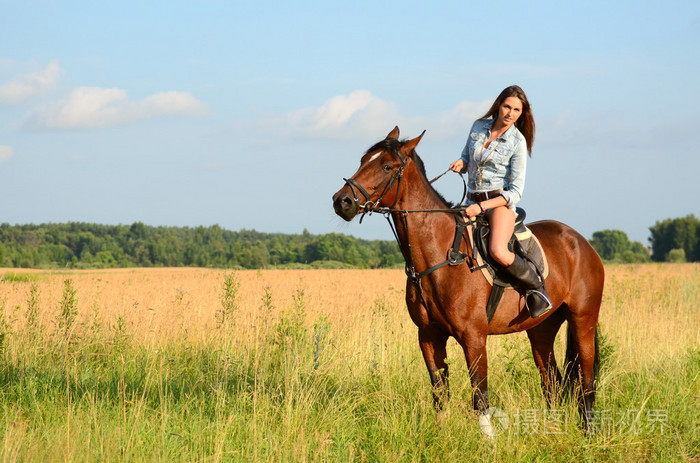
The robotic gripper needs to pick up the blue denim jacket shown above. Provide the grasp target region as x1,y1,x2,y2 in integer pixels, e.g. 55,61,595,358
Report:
460,118,527,207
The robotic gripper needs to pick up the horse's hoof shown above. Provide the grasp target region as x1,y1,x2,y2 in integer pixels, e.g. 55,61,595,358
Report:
479,412,495,439
479,407,509,439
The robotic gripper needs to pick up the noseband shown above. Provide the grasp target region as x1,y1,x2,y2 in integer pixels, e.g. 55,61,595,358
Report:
343,148,408,216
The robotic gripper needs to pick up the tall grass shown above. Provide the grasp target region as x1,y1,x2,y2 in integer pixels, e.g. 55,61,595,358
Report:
0,265,697,461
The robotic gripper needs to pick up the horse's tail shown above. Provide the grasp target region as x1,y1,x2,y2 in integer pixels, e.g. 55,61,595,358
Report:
563,323,600,396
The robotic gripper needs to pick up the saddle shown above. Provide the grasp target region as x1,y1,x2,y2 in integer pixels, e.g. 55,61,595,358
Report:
464,208,549,322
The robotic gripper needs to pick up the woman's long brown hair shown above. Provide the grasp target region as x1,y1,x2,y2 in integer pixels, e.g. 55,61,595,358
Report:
479,85,535,156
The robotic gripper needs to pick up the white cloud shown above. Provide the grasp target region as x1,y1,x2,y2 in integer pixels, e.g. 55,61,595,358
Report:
256,90,490,142
262,90,399,140
0,146,13,162
310,90,383,130
0,60,63,104
23,87,207,129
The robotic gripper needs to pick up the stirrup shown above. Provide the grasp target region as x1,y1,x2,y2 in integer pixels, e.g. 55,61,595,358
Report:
525,289,552,318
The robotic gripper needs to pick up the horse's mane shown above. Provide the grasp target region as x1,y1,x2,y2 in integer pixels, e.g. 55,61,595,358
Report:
365,138,454,208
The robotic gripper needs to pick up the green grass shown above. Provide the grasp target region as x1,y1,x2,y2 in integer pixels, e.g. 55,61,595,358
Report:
1,272,40,283
0,267,697,462
1,334,696,461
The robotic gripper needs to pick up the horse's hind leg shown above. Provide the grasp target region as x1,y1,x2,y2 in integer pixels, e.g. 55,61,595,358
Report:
526,307,566,404
563,247,604,431
418,326,450,417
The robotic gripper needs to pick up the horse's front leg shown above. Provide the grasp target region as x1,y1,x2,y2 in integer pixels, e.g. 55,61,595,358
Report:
458,330,489,413
418,326,450,420
458,330,500,438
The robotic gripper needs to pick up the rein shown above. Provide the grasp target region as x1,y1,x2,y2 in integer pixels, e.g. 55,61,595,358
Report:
349,167,468,217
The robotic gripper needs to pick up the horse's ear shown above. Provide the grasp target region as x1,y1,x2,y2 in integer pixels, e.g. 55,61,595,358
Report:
386,126,400,140
400,130,426,156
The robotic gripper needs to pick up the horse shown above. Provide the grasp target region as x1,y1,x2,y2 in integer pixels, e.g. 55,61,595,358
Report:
332,127,604,435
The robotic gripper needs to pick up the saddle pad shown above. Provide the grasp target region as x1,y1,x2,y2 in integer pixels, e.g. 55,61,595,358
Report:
466,222,549,288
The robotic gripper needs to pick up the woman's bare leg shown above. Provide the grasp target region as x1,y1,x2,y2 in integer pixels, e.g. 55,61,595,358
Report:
487,206,516,267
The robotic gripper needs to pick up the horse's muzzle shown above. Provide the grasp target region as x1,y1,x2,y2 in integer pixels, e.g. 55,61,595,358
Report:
332,188,360,222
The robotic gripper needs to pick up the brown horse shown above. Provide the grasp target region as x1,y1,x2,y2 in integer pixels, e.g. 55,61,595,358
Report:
332,127,604,434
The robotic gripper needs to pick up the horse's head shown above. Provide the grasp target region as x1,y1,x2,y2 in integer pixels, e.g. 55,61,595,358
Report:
332,126,425,221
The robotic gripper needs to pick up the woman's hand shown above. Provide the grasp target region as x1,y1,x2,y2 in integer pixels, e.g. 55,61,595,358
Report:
464,203,484,218
449,159,465,173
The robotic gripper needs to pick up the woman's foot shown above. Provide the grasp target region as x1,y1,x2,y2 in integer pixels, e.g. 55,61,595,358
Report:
525,289,552,318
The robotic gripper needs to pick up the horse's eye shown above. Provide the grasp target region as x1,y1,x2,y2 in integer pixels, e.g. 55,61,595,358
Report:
382,165,392,172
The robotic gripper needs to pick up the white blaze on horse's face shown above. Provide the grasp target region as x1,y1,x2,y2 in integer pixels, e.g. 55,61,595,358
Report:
368,151,382,163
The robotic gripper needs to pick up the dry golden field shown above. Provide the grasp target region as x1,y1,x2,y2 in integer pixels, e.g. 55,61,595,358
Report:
1,264,697,358
0,267,410,349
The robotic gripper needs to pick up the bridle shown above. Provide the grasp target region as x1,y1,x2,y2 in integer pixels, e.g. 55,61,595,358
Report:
342,146,408,217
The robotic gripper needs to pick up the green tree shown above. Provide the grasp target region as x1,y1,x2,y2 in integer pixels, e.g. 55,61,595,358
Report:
620,242,651,263
589,229,649,263
649,215,700,262
591,230,629,261
666,248,687,263
305,233,369,267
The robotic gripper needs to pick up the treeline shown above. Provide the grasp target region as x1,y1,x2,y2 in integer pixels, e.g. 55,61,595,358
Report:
0,223,404,269
589,214,700,263
1,215,697,269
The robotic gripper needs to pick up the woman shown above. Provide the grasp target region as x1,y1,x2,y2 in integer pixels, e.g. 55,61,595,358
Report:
449,85,551,318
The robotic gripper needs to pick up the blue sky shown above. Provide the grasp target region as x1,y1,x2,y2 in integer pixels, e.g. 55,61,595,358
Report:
1,1,698,245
